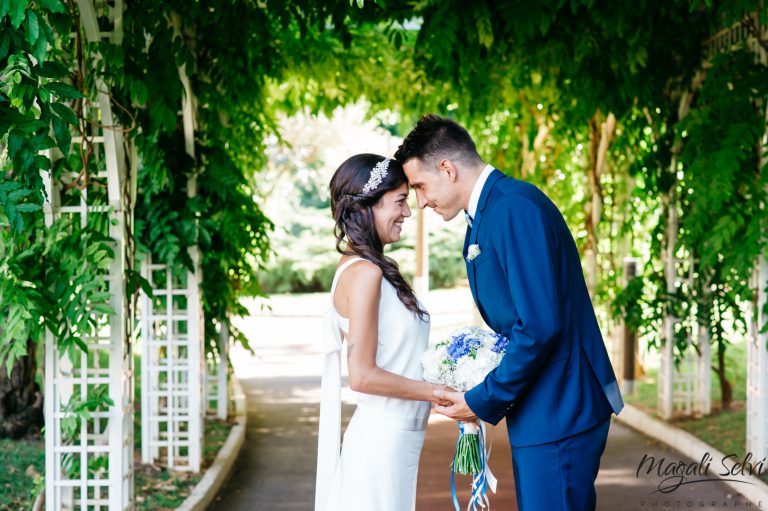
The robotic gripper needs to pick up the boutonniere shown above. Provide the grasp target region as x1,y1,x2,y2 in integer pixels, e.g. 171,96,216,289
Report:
466,244,481,262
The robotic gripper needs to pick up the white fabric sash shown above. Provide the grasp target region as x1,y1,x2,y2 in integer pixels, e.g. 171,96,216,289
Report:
314,306,344,511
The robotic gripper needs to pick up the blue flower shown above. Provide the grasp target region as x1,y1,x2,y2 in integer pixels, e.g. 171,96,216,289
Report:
491,334,509,354
446,332,482,362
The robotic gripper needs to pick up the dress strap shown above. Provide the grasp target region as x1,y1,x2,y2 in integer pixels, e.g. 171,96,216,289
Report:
330,257,367,297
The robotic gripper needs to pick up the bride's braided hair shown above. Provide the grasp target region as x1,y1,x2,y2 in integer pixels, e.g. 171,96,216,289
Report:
330,154,428,321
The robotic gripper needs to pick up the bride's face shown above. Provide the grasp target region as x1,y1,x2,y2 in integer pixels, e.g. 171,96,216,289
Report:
373,183,411,245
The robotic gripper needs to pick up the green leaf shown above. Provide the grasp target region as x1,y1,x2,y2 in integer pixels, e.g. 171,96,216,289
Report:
33,31,47,62
44,82,85,100
16,202,41,212
38,86,49,104
39,61,69,78
34,154,51,170
37,0,66,13
28,133,55,149
13,210,23,231
8,129,24,159
9,0,25,29
477,15,493,48
0,180,20,193
25,9,39,45
0,0,10,20
52,114,71,154
51,102,78,124
89,291,111,302
92,304,115,315
8,188,31,201
0,32,10,61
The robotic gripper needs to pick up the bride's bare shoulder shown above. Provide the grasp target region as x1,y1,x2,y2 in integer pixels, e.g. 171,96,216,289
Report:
334,258,382,315
338,257,381,282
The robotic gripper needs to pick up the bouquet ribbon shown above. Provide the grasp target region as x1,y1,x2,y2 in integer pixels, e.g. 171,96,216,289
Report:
451,421,498,511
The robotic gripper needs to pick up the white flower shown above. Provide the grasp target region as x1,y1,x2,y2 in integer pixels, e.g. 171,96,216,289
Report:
466,244,481,262
421,326,507,394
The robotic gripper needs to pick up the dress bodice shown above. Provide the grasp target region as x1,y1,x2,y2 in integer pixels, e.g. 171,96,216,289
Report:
329,258,431,419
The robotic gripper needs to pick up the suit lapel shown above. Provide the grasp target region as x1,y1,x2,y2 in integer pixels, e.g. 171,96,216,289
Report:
465,169,505,315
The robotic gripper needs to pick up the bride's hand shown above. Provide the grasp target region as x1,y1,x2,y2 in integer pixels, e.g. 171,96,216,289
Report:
430,384,455,406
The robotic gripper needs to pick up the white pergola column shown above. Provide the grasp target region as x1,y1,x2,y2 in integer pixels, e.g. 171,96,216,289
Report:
658,189,678,420
206,318,230,419
44,2,134,509
140,63,204,472
413,208,429,300
747,33,768,462
748,258,768,460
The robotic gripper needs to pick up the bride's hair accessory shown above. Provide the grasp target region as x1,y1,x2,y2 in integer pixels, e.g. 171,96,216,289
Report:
362,158,390,194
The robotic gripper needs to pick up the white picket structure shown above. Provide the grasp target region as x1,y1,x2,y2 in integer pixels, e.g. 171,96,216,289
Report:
139,61,205,472
43,1,135,509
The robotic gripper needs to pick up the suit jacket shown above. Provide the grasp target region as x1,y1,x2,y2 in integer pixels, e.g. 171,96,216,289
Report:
463,169,624,447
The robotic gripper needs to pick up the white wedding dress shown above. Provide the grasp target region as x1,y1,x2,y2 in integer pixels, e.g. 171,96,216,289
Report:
315,257,431,511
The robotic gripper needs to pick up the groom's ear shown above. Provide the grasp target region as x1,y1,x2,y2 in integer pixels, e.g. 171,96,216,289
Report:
438,159,458,183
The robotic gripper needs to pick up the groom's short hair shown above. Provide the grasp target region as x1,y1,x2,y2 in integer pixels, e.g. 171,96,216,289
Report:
395,114,482,169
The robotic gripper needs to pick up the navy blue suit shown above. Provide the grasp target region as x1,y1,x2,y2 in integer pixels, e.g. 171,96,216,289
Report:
463,169,623,510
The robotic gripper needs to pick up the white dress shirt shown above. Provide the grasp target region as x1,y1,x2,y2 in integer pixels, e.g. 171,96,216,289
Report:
467,164,495,220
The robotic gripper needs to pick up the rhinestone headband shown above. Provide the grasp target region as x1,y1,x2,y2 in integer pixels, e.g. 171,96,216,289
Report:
362,158,390,194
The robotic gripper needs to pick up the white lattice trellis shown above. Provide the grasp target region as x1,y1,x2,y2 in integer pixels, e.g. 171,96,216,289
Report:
658,162,712,420
139,61,205,472
705,13,768,59
43,1,134,509
140,260,204,471
659,340,712,419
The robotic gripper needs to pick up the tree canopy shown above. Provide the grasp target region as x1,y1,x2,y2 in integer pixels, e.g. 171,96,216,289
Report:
0,0,767,422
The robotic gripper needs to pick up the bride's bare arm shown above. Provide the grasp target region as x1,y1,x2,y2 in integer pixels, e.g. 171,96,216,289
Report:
338,261,446,404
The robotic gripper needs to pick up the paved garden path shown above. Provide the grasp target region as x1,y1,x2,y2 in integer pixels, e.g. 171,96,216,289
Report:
213,290,748,510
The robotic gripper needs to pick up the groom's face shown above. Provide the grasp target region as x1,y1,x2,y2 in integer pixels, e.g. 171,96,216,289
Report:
402,158,462,221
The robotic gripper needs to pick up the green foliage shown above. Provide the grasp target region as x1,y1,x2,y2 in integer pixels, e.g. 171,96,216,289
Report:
0,210,115,376
1,0,767,442
0,0,74,234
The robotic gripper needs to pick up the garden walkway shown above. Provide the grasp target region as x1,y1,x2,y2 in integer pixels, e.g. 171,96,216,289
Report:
213,290,747,510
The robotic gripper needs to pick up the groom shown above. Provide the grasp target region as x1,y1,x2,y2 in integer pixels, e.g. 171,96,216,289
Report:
395,114,624,511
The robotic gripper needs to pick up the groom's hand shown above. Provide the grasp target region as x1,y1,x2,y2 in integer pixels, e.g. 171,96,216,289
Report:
433,390,477,422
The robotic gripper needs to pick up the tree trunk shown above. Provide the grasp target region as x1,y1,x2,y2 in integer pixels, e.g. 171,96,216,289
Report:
520,114,551,179
584,110,616,296
714,341,733,410
0,337,44,439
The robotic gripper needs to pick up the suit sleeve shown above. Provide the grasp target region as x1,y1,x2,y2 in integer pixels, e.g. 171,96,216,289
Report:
465,198,562,425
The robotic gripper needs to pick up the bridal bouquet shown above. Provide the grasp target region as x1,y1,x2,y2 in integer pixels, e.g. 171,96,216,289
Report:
421,326,508,476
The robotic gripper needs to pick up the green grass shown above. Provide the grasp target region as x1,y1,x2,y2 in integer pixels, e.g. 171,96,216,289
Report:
0,341,46,511
0,437,44,511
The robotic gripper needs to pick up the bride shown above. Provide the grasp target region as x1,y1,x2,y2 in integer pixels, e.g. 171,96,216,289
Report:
315,154,448,511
